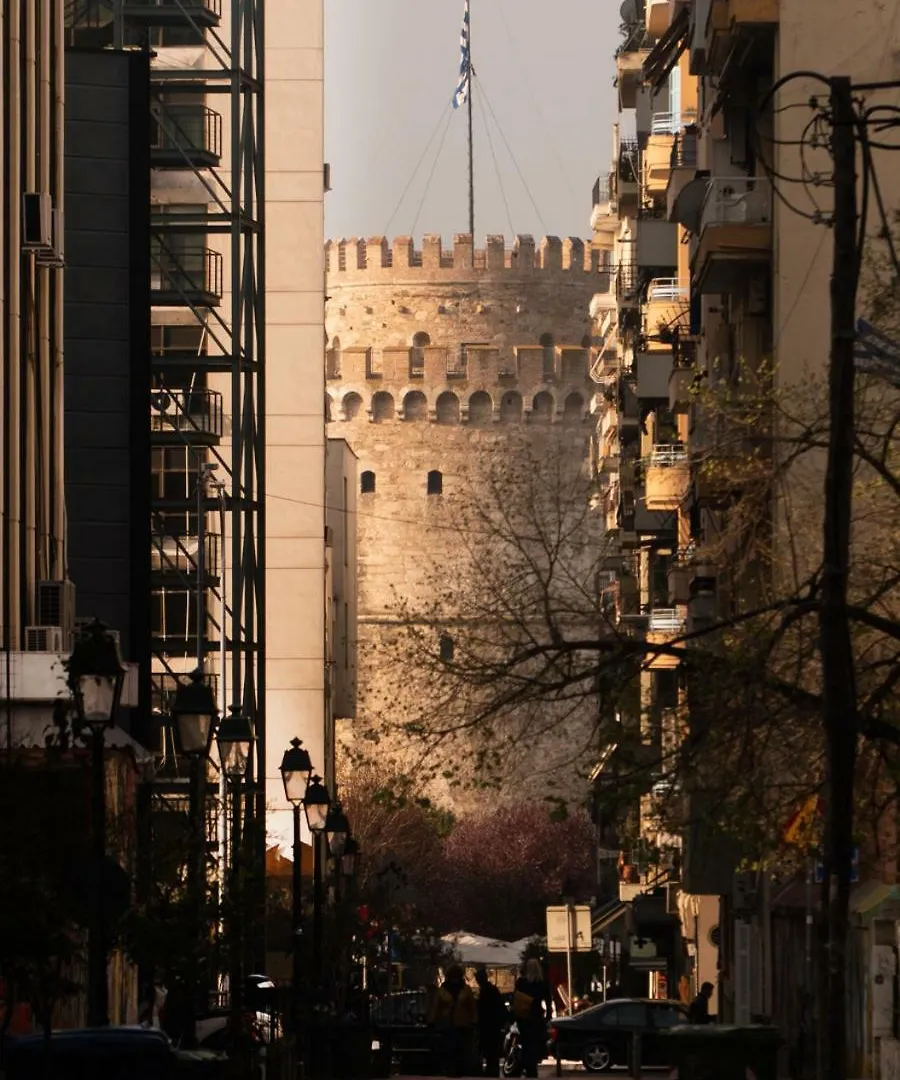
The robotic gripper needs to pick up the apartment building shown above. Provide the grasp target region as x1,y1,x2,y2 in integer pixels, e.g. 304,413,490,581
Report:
591,0,900,1063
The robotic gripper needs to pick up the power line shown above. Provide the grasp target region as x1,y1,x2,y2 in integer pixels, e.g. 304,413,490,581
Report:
409,106,455,237
476,87,516,238
383,100,454,237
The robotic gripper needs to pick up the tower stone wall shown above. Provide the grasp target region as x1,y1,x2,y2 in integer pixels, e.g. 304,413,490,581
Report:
325,233,603,802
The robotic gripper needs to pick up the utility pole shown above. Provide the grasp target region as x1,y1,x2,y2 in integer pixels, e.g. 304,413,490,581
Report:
819,75,858,1080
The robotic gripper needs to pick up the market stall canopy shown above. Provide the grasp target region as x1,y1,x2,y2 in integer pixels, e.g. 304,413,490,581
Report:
442,931,524,969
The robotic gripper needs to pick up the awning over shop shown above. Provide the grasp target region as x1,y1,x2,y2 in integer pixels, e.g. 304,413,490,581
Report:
642,6,690,92
442,931,524,968
592,899,629,937
851,881,900,916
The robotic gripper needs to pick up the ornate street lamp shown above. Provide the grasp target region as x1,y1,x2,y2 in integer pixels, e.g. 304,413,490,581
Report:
280,737,313,806
170,668,218,1047
303,776,331,999
340,835,360,880
303,774,331,835
217,707,254,1032
66,620,125,1029
171,667,218,758
279,738,314,1039
325,801,350,858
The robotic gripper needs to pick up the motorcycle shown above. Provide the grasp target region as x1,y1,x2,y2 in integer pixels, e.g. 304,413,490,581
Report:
502,1022,522,1078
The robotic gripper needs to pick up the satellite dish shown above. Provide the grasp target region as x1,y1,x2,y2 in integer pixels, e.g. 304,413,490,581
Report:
620,0,637,22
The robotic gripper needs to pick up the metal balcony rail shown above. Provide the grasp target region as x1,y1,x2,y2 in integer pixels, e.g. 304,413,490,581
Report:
616,263,640,298
670,130,699,169
650,112,678,135
151,530,221,579
127,0,222,16
647,607,686,632
646,277,689,303
150,387,224,439
701,177,772,230
592,177,611,206
646,443,689,466
151,247,223,301
151,105,222,161
616,22,651,56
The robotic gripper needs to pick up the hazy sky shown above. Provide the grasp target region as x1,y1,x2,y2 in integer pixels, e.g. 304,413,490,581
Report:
324,0,621,245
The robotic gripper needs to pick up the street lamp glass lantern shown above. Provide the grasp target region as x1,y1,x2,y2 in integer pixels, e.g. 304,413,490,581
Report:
341,836,359,878
325,802,350,858
216,707,254,781
279,737,313,806
67,620,125,730
303,774,331,834
172,668,218,757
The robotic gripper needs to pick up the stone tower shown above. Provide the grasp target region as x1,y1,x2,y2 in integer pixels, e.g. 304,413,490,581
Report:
325,233,605,800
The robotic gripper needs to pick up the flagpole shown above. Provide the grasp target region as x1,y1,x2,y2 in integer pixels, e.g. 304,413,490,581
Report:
467,6,475,237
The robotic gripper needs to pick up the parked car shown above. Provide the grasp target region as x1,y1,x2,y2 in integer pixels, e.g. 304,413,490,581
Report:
369,989,443,1077
549,998,689,1072
3,1026,225,1080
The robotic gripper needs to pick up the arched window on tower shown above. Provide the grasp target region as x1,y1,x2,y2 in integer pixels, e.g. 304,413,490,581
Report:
436,391,460,425
326,337,341,379
540,333,557,379
372,391,395,423
360,470,376,495
439,634,455,662
410,331,430,379
427,470,443,496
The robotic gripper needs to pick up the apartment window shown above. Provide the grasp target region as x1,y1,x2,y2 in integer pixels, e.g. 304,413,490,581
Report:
427,470,443,496
652,668,679,711
360,470,376,495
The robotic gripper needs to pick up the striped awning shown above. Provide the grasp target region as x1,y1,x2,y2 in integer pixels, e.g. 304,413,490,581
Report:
642,6,691,92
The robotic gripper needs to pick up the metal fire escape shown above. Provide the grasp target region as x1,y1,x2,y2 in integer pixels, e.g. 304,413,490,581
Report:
65,0,266,952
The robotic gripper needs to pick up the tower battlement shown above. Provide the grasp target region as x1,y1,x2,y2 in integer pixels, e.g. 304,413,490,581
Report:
325,234,600,276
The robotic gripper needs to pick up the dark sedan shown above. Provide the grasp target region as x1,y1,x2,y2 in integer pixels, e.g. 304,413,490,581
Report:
549,998,689,1071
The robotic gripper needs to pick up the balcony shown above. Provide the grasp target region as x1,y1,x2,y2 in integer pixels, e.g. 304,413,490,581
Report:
616,264,641,307
692,177,772,294
706,0,778,76
122,0,221,27
617,141,640,208
636,218,677,272
645,444,689,510
647,607,686,633
151,247,223,307
644,277,689,351
666,130,699,220
616,25,652,109
591,177,616,234
151,105,222,169
150,387,223,445
151,670,219,717
669,360,695,411
151,530,220,585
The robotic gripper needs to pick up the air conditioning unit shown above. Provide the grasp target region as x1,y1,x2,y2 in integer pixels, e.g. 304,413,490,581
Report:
25,625,66,653
37,579,76,639
22,192,53,249
35,209,65,268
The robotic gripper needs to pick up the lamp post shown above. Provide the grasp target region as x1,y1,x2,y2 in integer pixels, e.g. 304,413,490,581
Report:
216,707,254,1033
303,775,330,993
67,620,125,1029
171,668,218,1046
279,737,313,1037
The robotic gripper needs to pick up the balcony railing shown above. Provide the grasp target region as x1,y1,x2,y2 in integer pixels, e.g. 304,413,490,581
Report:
615,22,651,56
647,607,686,632
592,177,611,207
151,105,222,167
616,264,640,300
151,530,221,579
123,0,221,23
150,387,224,441
670,130,699,169
701,177,772,231
151,247,223,305
646,443,688,466
151,671,219,717
646,277,689,303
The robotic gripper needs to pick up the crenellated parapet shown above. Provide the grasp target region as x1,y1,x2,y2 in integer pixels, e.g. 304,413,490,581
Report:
325,233,601,277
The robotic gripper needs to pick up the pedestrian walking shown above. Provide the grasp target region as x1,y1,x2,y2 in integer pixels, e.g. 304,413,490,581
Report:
429,964,478,1077
475,967,506,1077
512,959,553,1079
687,981,714,1024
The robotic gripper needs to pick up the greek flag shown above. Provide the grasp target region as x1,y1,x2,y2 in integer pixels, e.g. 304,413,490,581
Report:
453,0,470,109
